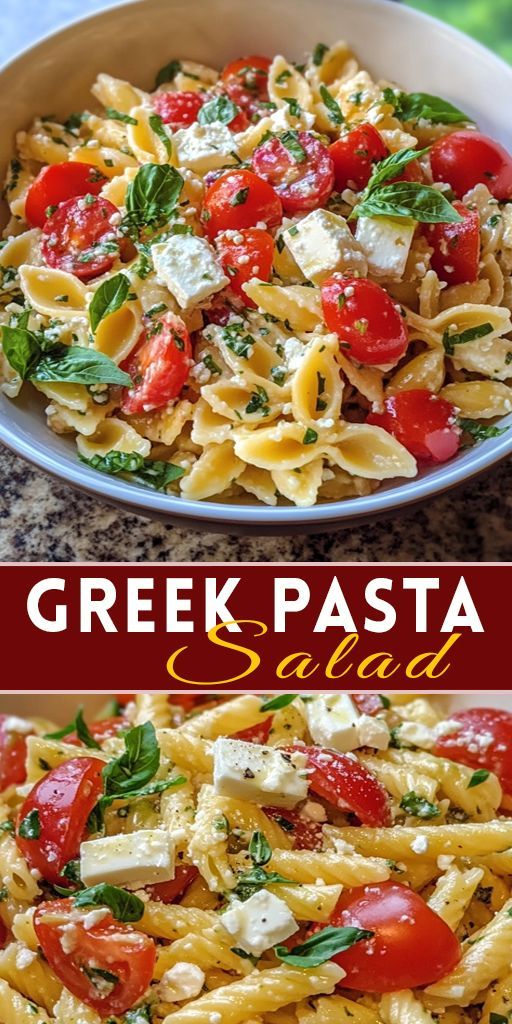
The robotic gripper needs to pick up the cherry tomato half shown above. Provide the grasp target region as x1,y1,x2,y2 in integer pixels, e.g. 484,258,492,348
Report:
430,130,512,200
0,715,32,791
216,227,274,303
16,758,104,885
368,389,461,463
41,196,119,281
221,55,271,117
286,745,391,827
352,694,388,716
25,162,108,229
121,311,192,416
66,716,125,746
252,131,335,213
321,276,409,366
152,90,205,128
146,865,199,903
424,201,480,286
264,806,324,851
329,124,388,193
434,708,512,796
324,881,461,991
202,168,282,240
34,898,156,1016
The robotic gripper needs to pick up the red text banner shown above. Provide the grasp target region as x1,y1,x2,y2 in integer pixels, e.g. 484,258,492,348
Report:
1,562,506,692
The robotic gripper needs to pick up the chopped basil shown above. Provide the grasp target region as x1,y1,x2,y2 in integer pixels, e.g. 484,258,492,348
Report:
288,225,299,237
18,809,41,840
0,821,14,834
45,707,100,749
312,42,329,66
102,722,161,798
260,693,297,711
379,694,391,709
385,89,473,126
148,113,173,158
275,925,373,968
458,418,509,443
283,97,302,118
105,107,138,125
214,814,230,833
276,70,292,85
223,323,254,358
155,59,182,87
280,130,306,163
319,85,344,126
246,385,270,416
81,451,185,492
203,352,221,375
198,95,239,126
489,1015,508,1024
488,213,501,228
61,858,82,884
249,831,272,866
303,427,318,445
230,187,250,207
468,768,490,788
231,947,260,966
276,234,285,254
231,865,292,902
270,366,286,387
442,322,494,356
89,272,130,332
399,791,440,819
75,884,144,922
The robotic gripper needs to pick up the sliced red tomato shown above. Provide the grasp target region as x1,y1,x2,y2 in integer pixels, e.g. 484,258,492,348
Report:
352,694,388,716
202,168,282,240
66,717,125,747
216,227,274,303
368,389,461,463
121,311,192,416
251,132,335,213
16,757,104,885
115,694,135,705
430,130,512,200
41,196,119,281
0,715,33,790
317,882,461,991
221,55,271,117
232,716,273,744
34,898,155,1016
25,162,108,229
329,125,388,193
434,708,512,796
321,276,409,366
146,865,199,903
424,201,480,286
264,806,324,851
286,745,391,827
152,90,205,128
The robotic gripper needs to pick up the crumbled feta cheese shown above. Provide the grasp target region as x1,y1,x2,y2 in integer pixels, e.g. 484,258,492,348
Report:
301,800,327,823
159,962,205,1002
59,922,79,954
15,945,38,969
2,715,33,734
213,738,308,808
304,695,388,753
410,835,429,855
437,855,455,870
220,890,298,956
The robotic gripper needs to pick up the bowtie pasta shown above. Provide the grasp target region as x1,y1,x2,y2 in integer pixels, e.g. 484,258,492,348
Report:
1,693,512,1023
1,42,512,507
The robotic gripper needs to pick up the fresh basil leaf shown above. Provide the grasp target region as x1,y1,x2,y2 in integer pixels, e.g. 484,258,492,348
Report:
399,790,440,819
312,43,329,66
283,97,302,118
319,85,344,126
260,694,298,712
230,947,260,965
365,147,429,192
379,694,391,709
468,768,490,788
80,450,185,492
105,107,138,125
155,59,182,87
232,866,292,901
275,925,373,967
198,95,239,126
74,708,101,750
279,130,306,163
61,858,82,884
18,809,40,840
102,722,160,798
125,1007,152,1024
31,346,131,386
391,90,473,125
459,418,509,443
74,883,144,922
148,114,173,158
442,322,494,356
303,427,318,445
0,324,41,379
99,774,186,810
89,273,130,332
249,831,272,866
489,1014,508,1024
126,163,183,227
230,187,250,207
353,181,464,224
0,821,14,834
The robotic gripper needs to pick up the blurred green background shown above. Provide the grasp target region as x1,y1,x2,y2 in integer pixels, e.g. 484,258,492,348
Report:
404,0,512,63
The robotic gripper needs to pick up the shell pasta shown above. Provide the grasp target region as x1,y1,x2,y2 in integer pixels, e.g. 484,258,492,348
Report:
2,40,512,507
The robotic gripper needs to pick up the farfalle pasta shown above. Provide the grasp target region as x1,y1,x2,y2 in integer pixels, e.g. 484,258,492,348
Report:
1,41,512,506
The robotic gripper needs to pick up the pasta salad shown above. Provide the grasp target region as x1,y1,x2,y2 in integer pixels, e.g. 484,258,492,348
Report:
0,693,512,1023
1,43,512,507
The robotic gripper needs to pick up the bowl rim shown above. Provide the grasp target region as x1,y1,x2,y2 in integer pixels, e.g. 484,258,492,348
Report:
1,0,512,528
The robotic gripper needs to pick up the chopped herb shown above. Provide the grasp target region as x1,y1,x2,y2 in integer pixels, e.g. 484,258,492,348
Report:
246,385,270,416
468,768,490,788
75,883,144,921
105,108,138,125
319,84,344,125
488,213,501,228
276,70,292,85
271,366,286,386
214,814,230,832
458,418,509,443
283,97,302,118
230,187,250,207
198,95,239,126
384,89,473,126
303,427,318,445
203,352,222,374
155,59,182,87
261,693,297,711
442,322,493,356
148,113,173,158
231,865,292,902
19,809,41,839
280,130,306,163
275,926,373,968
0,821,14,834
288,224,299,237
81,450,185,492
312,42,329,66
399,791,440,819
249,831,272,866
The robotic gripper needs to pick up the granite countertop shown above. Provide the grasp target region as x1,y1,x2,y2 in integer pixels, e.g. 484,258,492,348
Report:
0,0,511,563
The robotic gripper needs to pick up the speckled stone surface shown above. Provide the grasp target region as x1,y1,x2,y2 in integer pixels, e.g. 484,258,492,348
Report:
0,0,511,563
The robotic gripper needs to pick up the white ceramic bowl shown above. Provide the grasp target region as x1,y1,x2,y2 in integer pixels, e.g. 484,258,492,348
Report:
1,0,512,533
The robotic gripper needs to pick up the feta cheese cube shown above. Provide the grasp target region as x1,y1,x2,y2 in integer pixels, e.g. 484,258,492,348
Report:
284,209,367,283
398,721,436,749
152,234,228,308
212,738,308,808
357,714,390,751
305,694,361,752
220,890,298,956
355,216,416,281
172,123,237,174
159,963,205,1002
80,829,175,887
